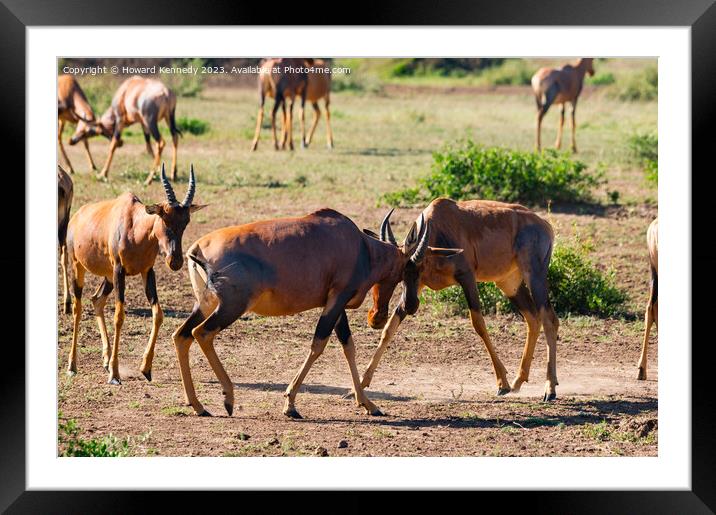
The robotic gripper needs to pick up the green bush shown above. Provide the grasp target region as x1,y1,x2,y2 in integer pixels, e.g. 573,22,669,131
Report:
420,240,628,318
389,58,505,78
59,414,130,457
382,142,601,207
628,132,658,185
614,66,658,101
176,116,209,135
478,59,533,86
587,72,616,86
161,58,206,98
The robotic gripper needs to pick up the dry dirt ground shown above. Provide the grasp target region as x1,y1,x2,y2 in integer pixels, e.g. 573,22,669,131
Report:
57,79,657,457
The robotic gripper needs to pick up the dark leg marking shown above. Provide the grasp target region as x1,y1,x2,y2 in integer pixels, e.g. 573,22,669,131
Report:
334,311,351,345
145,268,158,305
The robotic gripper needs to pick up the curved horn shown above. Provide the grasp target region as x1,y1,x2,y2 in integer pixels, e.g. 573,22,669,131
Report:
161,163,178,205
410,214,430,264
182,164,196,207
380,208,397,246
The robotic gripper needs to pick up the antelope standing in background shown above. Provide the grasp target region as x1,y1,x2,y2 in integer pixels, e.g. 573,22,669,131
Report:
637,217,658,380
58,75,98,173
364,199,560,401
58,165,74,314
172,208,460,418
250,58,308,151
71,76,181,184
66,165,204,384
531,58,595,153
300,58,334,149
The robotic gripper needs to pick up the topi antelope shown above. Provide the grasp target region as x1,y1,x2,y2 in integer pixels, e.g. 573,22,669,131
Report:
531,58,594,153
58,75,98,173
71,76,181,184
364,198,560,401
58,165,74,314
66,164,205,384
250,58,309,152
300,58,334,149
172,208,460,418
637,217,658,380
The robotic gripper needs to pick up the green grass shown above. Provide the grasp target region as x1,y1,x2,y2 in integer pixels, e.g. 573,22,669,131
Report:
59,412,131,457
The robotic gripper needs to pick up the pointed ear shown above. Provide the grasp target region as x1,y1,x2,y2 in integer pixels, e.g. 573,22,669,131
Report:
363,228,379,239
190,204,208,213
428,246,463,258
145,204,162,215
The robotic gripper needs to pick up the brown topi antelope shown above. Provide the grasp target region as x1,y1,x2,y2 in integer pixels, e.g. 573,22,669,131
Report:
172,208,461,418
637,217,658,380
58,74,98,173
71,76,181,184
363,198,560,401
249,58,309,152
300,58,334,149
58,165,74,314
66,164,205,384
531,58,595,153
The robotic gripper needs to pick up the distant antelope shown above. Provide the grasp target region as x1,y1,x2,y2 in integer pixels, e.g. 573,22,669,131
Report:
364,199,560,401
58,165,74,314
72,76,181,184
250,58,308,151
531,58,595,153
58,74,98,173
66,165,204,384
637,217,658,380
172,208,460,418
300,58,334,149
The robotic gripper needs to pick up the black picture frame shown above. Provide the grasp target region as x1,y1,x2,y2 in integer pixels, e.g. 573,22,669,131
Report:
2,1,714,512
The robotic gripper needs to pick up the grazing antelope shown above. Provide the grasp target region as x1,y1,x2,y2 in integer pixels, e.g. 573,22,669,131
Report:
172,208,460,418
58,74,98,173
637,217,658,380
364,198,560,401
66,165,204,384
58,165,74,314
249,58,308,151
531,58,595,153
300,58,334,149
72,76,181,184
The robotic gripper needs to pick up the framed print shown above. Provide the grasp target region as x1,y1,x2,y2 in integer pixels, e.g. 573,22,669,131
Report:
2,0,715,511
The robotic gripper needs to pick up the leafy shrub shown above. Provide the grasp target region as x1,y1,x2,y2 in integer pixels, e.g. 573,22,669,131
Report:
176,116,209,135
161,58,207,97
546,241,628,317
587,72,615,86
628,132,658,185
478,59,533,86
614,66,658,101
420,240,628,318
382,142,601,207
331,71,383,94
59,414,130,457
389,58,505,78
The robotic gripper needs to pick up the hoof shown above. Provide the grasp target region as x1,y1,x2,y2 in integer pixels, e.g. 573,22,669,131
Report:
542,392,557,402
66,369,76,377
63,303,72,315
637,367,646,381
284,407,303,419
368,407,384,417
497,387,511,396
224,401,233,416
327,143,334,149
198,410,212,417
142,370,152,382
103,364,109,372
510,380,523,393
301,141,307,149
108,377,121,385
